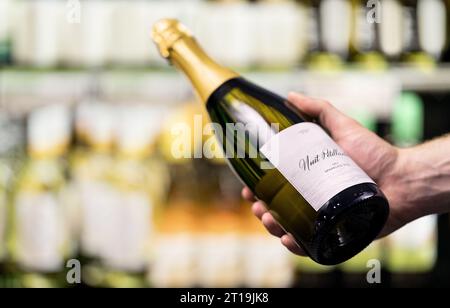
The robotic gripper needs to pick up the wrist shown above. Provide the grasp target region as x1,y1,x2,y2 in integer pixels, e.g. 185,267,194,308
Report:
393,146,450,218
386,147,426,222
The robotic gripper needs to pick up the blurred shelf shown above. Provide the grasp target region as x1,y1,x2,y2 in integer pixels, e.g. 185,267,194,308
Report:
1,66,450,116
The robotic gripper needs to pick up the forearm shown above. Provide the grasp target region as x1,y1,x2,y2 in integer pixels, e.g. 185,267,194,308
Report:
396,134,450,217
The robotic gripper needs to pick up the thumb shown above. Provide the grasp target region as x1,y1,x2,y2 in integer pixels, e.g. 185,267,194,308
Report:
287,92,360,140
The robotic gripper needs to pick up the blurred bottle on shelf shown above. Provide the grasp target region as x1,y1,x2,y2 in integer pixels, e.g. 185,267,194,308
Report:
240,181,294,288
0,114,26,288
10,104,73,288
59,0,82,67
99,105,169,288
151,101,209,287
196,0,256,68
416,0,447,62
71,102,117,287
197,160,243,287
347,109,378,133
254,0,307,68
109,1,153,67
149,159,201,288
79,0,112,68
0,160,12,285
0,114,18,271
400,0,446,69
13,0,65,67
379,0,404,61
386,92,437,285
391,91,424,147
6,0,449,69
0,0,12,65
306,0,352,70
350,0,388,70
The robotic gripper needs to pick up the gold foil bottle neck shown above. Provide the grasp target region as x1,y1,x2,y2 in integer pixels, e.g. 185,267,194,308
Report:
151,19,239,103
152,19,192,59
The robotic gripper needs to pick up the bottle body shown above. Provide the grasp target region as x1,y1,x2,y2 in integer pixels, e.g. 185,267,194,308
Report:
152,19,389,265
206,77,388,265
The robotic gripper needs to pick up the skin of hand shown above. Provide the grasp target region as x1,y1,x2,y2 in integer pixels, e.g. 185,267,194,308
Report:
241,92,427,256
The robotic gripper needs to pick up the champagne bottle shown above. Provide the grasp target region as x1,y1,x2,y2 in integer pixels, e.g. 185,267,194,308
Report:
152,19,389,265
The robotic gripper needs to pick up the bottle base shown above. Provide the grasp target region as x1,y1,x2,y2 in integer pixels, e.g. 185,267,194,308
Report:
307,183,389,266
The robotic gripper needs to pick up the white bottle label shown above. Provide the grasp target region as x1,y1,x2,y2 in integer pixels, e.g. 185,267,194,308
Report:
260,122,374,211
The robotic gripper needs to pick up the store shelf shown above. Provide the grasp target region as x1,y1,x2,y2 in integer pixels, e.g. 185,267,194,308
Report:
1,66,450,116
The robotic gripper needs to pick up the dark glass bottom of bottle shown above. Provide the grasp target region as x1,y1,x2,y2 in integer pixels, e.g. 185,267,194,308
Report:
306,183,389,266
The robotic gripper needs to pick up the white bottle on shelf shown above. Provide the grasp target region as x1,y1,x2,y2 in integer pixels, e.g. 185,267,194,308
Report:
196,0,256,68
60,0,83,66
319,0,352,59
379,0,404,60
13,104,72,287
417,0,447,60
255,0,307,68
10,1,32,65
79,0,113,67
31,1,65,67
109,0,150,66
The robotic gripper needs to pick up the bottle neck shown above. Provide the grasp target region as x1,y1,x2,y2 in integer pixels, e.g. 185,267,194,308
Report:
169,37,239,103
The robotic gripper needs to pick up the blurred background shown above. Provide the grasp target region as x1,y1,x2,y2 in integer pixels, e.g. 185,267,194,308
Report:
0,0,450,288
